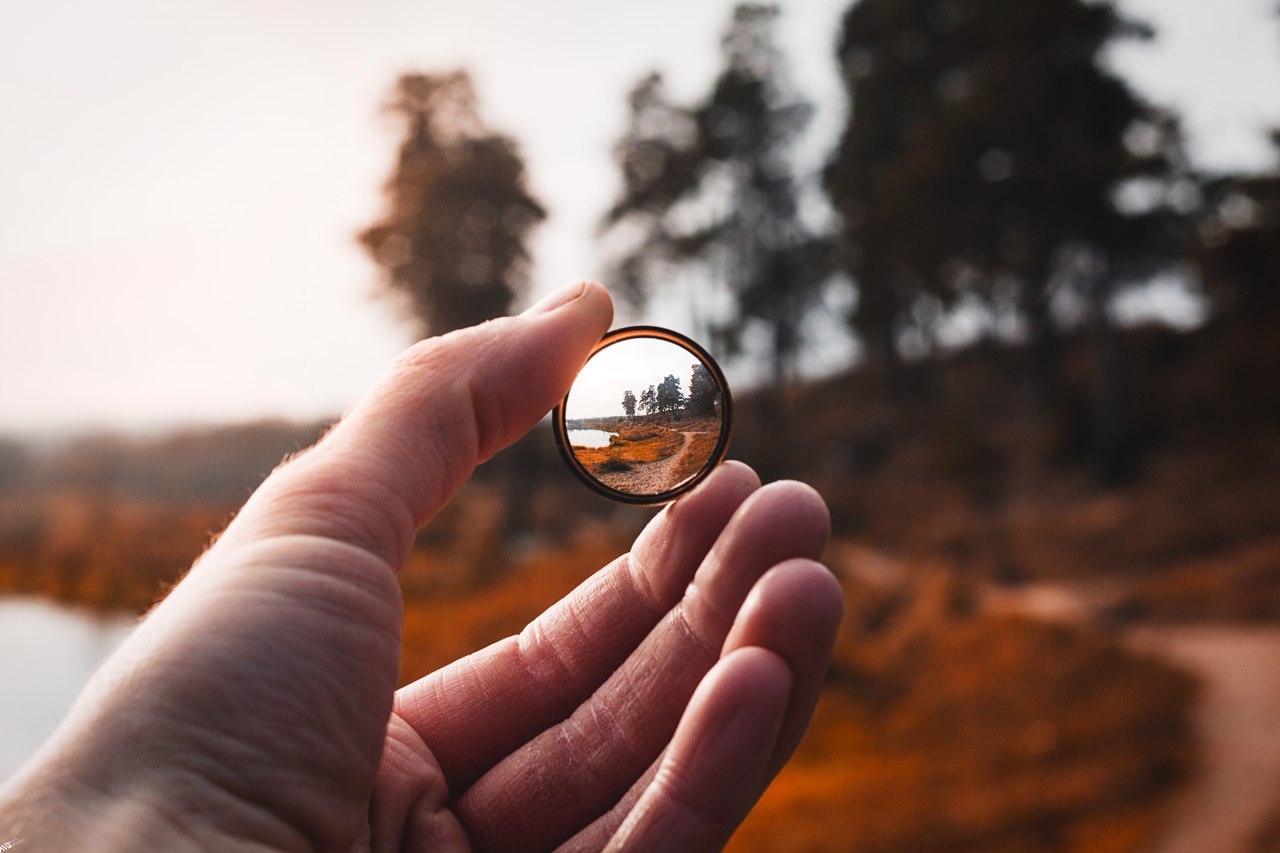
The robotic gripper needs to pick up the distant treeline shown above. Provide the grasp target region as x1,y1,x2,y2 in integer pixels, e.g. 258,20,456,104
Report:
0,420,329,503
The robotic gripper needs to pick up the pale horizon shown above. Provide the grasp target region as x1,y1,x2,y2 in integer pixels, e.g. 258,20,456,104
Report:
2,0,1278,434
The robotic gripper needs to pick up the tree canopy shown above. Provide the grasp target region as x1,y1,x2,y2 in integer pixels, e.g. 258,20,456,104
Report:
602,4,830,385
825,0,1196,375
359,71,545,337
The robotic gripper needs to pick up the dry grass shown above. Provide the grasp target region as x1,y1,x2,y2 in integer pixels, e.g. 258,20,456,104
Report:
571,423,684,475
731,561,1197,852
1106,538,1280,623
669,430,718,483
0,485,1200,853
0,494,228,613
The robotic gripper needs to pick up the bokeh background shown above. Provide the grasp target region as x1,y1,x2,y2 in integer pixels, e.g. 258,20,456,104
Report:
3,1,1280,850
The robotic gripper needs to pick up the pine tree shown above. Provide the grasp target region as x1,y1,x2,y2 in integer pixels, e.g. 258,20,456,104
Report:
360,71,545,337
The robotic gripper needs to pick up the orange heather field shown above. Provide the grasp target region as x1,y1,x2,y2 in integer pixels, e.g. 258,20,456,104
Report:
6,316,1276,849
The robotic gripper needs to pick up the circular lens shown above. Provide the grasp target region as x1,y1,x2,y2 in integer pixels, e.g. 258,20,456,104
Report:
553,326,732,505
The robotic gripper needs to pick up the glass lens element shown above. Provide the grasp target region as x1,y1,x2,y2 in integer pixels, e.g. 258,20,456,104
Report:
553,327,732,505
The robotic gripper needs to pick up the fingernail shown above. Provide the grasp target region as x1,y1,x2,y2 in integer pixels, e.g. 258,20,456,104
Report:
523,281,586,316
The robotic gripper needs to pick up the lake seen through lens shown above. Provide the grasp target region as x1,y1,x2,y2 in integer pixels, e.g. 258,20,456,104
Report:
568,429,615,448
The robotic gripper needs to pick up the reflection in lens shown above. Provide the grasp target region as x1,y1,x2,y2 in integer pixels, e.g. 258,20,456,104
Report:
555,328,731,504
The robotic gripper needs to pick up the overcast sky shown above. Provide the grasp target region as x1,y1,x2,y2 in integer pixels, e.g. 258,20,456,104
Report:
2,0,1278,434
566,337,705,421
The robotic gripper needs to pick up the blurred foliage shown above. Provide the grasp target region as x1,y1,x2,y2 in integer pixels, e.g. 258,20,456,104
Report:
1195,134,1280,321
824,0,1197,483
359,71,545,336
602,5,831,387
9,0,1280,848
826,0,1195,372
733,562,1194,852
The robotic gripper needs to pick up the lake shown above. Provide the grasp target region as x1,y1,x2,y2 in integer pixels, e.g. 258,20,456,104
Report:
0,598,136,784
568,429,615,448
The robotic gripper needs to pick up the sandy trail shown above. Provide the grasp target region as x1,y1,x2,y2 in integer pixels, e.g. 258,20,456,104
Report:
829,544,1280,852
982,581,1280,853
596,430,697,495
1126,626,1280,853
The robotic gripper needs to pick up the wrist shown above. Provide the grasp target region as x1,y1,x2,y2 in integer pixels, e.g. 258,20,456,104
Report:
1,771,189,852
0,763,309,853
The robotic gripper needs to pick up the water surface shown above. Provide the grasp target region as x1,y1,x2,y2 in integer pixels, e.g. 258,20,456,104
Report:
0,598,135,783
568,429,615,448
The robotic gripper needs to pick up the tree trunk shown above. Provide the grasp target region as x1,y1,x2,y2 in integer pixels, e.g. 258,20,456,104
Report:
1024,282,1061,397
1086,262,1135,484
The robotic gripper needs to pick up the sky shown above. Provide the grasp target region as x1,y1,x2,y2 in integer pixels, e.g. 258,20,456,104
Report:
2,0,1279,434
566,337,708,421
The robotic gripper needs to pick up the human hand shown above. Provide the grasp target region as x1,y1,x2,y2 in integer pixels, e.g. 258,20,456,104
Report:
0,281,842,851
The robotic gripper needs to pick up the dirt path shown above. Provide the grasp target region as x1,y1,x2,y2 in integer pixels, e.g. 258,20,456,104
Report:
829,544,1280,851
1127,626,1280,853
982,581,1280,852
597,430,696,494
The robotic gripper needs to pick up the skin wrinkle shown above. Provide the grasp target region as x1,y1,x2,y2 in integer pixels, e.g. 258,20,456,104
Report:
580,665,656,789
622,544,664,612
150,762,316,853
645,761,723,839
108,569,394,840
609,650,791,852
381,717,434,782
515,604,591,700
556,750,663,852
149,636,378,813
723,560,842,780
465,373,509,465
237,460,419,570
335,399,471,537
168,564,403,733
677,578,735,654
387,316,524,470
218,533,403,599
340,380,477,532
559,569,834,850
38,706,320,852
424,648,508,730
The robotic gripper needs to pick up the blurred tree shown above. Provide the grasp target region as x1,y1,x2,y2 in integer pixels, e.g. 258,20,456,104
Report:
598,73,701,312
622,389,637,417
1196,133,1280,321
359,71,545,337
828,0,1193,364
0,438,32,493
827,0,1196,480
602,5,830,388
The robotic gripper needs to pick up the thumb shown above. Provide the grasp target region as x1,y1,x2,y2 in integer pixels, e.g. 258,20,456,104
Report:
218,280,613,567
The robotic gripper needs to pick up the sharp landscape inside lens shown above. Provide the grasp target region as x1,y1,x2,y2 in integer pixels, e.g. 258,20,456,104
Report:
553,327,732,505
